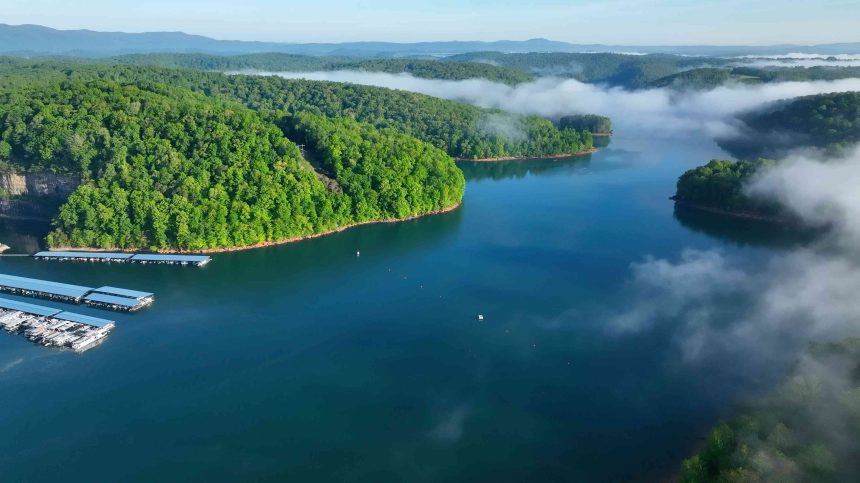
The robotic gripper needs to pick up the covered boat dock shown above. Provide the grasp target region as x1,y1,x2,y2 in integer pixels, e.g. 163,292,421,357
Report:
0,274,153,312
0,297,115,352
34,251,211,267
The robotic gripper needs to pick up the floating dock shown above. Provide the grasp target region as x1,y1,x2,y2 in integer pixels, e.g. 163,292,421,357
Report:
0,297,114,352
0,274,153,312
34,251,211,267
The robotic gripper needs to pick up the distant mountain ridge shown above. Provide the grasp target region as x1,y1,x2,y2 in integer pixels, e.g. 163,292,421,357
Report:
1,24,859,57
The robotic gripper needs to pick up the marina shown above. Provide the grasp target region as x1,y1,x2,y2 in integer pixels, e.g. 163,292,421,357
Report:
0,297,114,352
34,251,211,267
0,273,154,312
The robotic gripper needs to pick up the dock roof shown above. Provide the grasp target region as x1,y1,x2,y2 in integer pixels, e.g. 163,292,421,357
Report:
0,273,92,299
84,293,141,308
34,251,135,259
93,286,153,300
131,254,210,263
0,297,62,317
53,311,114,328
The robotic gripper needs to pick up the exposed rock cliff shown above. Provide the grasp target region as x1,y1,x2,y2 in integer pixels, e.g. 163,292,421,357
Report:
0,172,80,198
0,171,80,220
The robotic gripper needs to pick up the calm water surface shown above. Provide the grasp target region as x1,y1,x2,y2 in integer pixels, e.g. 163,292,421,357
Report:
0,136,800,481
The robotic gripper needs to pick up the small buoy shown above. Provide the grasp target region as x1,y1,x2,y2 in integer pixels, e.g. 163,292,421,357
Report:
356,250,360,257
477,314,484,321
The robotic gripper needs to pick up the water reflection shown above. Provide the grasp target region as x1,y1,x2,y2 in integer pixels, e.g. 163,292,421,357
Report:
214,205,465,282
458,155,593,181
592,135,612,149
673,204,818,249
0,218,50,254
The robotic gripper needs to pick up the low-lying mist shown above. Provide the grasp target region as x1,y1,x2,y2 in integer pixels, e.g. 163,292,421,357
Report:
734,53,860,68
269,71,860,139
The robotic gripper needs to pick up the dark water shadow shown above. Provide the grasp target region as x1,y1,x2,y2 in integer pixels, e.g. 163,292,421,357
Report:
210,206,465,283
674,204,819,249
0,218,50,254
592,135,612,149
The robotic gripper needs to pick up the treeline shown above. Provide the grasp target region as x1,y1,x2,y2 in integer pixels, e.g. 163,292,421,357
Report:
680,338,860,482
111,53,534,85
0,59,595,160
0,80,464,250
719,91,860,158
649,66,860,90
648,68,740,90
673,159,780,217
447,52,729,89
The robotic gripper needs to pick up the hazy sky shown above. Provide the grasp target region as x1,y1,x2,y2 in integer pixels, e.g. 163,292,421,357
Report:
4,0,859,45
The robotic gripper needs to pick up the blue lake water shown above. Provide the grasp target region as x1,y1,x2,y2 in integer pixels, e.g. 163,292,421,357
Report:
0,135,801,481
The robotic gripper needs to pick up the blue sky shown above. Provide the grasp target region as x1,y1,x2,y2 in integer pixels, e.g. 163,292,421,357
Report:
4,0,859,45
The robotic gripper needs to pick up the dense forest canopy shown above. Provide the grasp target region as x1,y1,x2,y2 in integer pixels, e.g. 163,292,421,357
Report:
719,91,860,158
649,66,860,90
282,112,464,221
557,114,612,134
447,52,730,89
110,53,535,85
0,58,595,160
0,79,464,250
674,159,779,216
681,338,860,482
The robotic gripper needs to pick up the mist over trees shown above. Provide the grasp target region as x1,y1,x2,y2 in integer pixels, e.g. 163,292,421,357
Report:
681,338,860,482
721,91,860,158
111,53,535,85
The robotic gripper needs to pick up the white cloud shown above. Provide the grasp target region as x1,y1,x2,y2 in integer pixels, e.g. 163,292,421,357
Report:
747,147,860,246
265,71,860,138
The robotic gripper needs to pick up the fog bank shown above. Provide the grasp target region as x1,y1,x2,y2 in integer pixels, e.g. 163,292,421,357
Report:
269,71,860,138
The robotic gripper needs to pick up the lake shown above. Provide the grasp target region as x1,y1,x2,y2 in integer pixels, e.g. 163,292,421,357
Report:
0,135,803,481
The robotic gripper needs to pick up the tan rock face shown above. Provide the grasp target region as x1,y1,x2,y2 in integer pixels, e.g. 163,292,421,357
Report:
0,172,80,197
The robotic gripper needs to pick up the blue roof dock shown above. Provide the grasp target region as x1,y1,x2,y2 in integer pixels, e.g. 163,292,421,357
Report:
53,311,115,328
34,251,134,260
0,274,154,312
92,286,154,300
34,251,210,267
0,273,92,300
0,297,62,317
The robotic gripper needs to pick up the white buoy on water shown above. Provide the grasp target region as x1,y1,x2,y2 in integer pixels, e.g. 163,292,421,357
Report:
356,250,360,257
477,314,484,321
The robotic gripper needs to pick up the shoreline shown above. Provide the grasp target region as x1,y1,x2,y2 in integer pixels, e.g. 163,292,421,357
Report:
455,148,597,162
48,202,462,255
672,198,791,224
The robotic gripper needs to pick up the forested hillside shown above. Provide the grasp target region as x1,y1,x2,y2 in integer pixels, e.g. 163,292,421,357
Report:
680,338,860,482
0,59,594,160
0,80,464,250
649,66,860,90
673,159,780,218
719,91,860,158
111,53,534,84
447,52,726,89
283,112,464,221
